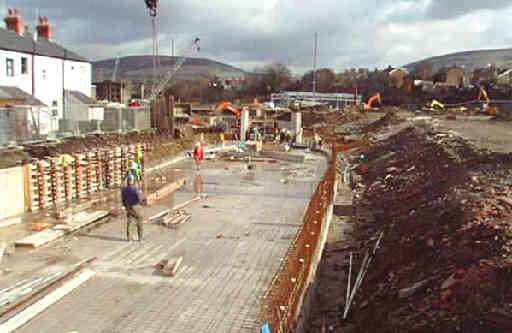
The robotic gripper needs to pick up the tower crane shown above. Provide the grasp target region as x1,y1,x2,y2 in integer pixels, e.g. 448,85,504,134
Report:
149,38,200,101
143,1,200,101
144,0,159,87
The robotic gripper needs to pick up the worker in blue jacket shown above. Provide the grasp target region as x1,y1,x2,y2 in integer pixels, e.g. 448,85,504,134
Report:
121,174,146,241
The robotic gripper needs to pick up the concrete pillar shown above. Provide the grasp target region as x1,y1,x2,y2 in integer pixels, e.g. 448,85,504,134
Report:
291,111,302,144
167,94,175,137
240,106,249,141
117,106,122,132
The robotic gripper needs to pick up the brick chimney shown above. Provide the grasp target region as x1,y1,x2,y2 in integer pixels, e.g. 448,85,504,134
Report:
4,8,23,35
36,16,52,40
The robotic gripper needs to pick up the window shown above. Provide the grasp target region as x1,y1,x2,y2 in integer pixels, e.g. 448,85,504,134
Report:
21,57,28,74
6,58,14,77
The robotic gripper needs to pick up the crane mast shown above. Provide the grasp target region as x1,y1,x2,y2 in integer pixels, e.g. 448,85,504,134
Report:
143,1,200,101
144,0,159,88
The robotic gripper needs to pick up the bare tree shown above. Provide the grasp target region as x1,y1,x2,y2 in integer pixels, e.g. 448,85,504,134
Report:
261,62,293,93
301,68,336,92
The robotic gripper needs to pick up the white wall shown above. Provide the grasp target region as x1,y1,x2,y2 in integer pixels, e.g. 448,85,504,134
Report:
33,54,63,118
1,49,91,122
0,166,24,219
0,49,32,95
64,60,91,97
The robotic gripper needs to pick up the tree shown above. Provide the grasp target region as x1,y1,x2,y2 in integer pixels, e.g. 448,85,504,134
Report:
261,62,293,93
300,68,336,92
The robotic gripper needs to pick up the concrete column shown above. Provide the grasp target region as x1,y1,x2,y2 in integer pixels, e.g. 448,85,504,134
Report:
167,94,175,137
117,106,122,132
291,111,302,143
240,106,249,141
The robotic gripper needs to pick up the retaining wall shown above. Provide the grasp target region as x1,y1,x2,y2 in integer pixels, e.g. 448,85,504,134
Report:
0,166,24,219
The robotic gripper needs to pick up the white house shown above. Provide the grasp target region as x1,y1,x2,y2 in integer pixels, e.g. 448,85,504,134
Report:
0,8,92,127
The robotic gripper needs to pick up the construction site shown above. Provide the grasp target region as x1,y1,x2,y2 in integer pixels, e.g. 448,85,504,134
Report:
3,1,512,333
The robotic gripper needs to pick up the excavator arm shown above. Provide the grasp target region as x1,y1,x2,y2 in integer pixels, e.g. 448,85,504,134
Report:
430,99,445,110
363,93,382,110
476,87,499,115
477,87,491,104
215,101,241,116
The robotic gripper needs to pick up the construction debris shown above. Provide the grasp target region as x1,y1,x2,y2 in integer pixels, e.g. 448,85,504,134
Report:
145,177,186,206
160,210,191,228
155,257,183,277
307,123,512,332
16,210,109,248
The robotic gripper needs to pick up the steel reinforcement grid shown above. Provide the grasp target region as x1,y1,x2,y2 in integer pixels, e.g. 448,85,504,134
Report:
261,162,335,333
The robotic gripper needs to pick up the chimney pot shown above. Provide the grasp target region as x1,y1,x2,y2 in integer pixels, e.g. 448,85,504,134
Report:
36,15,52,40
5,8,23,35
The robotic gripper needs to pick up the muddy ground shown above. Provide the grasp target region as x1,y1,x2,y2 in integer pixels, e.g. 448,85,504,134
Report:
302,112,512,333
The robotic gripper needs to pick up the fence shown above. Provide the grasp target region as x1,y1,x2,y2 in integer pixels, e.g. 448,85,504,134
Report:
261,161,336,332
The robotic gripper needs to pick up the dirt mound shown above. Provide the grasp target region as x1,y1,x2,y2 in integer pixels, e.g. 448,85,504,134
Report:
307,126,512,332
362,111,403,133
0,148,31,169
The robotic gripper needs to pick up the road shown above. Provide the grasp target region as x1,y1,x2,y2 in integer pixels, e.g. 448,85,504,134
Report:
0,152,326,333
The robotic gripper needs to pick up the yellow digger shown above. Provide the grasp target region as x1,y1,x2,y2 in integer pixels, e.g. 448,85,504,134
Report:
422,99,445,112
477,87,499,116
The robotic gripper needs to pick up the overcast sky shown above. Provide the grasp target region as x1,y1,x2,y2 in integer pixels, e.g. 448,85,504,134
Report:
11,1,512,74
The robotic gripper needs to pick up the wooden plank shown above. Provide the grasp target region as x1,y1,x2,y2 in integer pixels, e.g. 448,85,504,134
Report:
15,229,65,248
146,177,186,205
172,197,200,211
23,165,32,212
0,269,95,333
15,210,108,248
0,217,22,229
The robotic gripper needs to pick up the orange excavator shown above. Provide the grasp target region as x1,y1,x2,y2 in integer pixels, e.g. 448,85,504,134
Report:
363,92,382,111
215,101,241,116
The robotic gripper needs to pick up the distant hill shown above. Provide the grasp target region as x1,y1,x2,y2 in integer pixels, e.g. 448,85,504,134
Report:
92,56,247,82
404,47,512,72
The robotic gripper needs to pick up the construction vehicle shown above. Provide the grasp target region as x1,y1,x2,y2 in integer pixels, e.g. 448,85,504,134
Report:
363,92,382,110
430,99,445,110
215,101,241,116
422,99,444,112
477,86,499,115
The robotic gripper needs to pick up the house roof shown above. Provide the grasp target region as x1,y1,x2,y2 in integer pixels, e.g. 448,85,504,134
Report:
0,28,88,62
0,85,46,106
64,90,96,105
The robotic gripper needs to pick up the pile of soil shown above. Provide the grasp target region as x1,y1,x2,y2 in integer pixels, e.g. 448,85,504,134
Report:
362,110,403,133
0,128,222,169
0,148,31,169
306,126,512,332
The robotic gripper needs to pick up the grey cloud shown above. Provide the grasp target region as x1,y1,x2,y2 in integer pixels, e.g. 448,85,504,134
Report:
425,0,511,19
10,1,512,74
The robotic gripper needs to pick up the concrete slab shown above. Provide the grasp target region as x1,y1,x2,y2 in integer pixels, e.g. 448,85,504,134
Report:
2,153,326,332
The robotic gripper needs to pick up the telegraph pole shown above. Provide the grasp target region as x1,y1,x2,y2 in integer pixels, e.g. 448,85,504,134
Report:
313,32,318,100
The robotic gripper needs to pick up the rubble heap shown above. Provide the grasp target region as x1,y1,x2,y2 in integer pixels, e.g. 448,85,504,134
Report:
311,125,512,332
